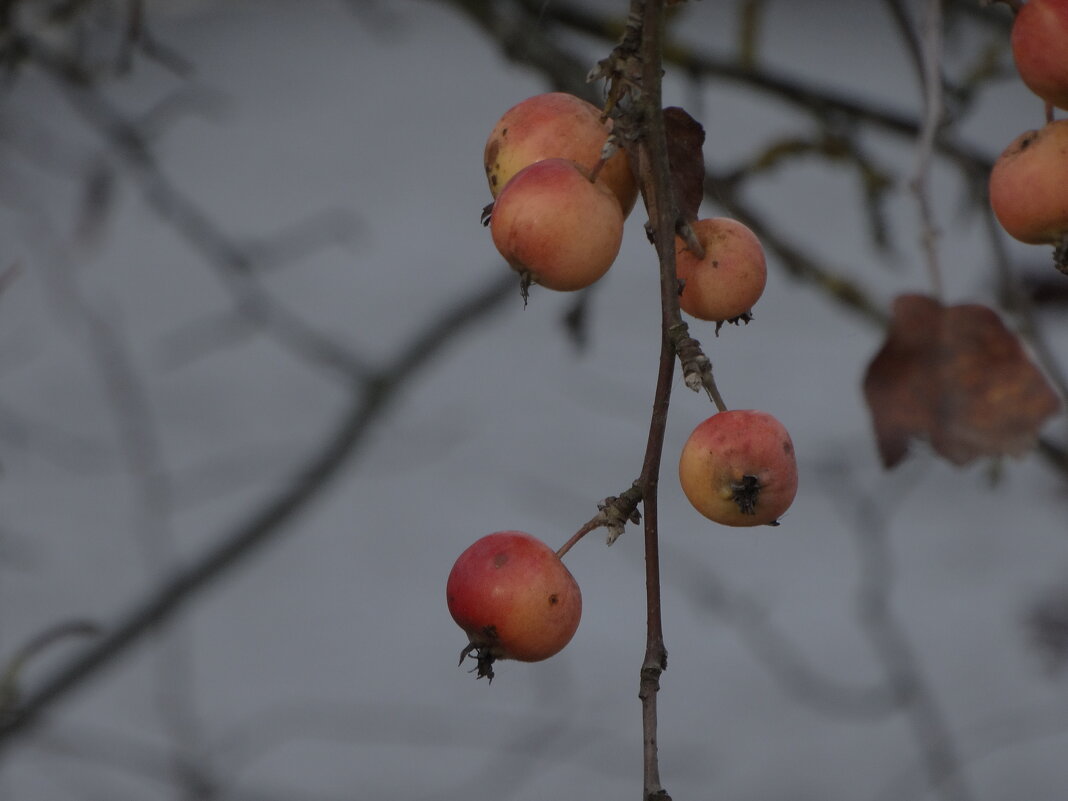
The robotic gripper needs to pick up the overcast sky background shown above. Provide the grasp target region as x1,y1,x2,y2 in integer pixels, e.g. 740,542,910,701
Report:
0,1,1066,799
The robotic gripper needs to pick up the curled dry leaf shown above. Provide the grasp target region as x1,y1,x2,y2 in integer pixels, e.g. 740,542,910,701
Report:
863,294,1061,468
663,106,705,222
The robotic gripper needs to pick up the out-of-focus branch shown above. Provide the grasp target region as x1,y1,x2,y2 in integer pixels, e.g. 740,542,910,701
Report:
667,549,899,719
705,169,890,326
24,39,373,385
892,0,947,299
504,0,995,175
0,269,516,750
818,461,976,801
445,0,601,103
40,237,204,789
852,503,976,801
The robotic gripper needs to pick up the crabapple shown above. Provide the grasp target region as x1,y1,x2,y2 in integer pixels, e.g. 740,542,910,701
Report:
484,92,638,216
1011,0,1068,110
490,158,624,293
674,218,767,323
989,120,1068,245
447,530,581,681
679,410,798,527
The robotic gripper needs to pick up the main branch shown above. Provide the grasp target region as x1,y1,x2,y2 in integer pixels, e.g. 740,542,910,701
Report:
617,0,686,797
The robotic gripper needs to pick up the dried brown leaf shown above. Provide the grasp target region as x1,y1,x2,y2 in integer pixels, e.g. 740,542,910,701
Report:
664,106,705,222
863,294,1062,468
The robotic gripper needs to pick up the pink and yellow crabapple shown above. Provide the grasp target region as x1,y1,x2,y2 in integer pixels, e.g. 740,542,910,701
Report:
447,530,581,681
674,218,767,323
1011,0,1068,111
490,157,624,293
989,120,1068,246
484,91,638,216
679,410,798,527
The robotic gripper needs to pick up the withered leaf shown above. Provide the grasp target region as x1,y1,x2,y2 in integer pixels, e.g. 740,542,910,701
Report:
863,294,1061,468
664,106,705,222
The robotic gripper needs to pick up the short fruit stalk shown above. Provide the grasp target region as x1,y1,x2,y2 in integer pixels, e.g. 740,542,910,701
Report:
447,531,582,681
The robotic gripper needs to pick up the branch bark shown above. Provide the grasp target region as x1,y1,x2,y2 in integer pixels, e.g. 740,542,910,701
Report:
626,0,684,796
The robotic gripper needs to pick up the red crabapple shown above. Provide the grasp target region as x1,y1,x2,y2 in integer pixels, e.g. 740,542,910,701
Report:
1011,0,1068,111
484,92,638,216
679,410,798,527
675,218,767,323
989,120,1068,245
447,530,581,681
490,158,624,293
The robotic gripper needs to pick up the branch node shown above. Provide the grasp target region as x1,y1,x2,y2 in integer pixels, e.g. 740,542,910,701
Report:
668,322,727,410
600,483,644,545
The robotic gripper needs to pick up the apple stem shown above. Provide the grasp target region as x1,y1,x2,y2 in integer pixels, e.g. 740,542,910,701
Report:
677,220,705,260
555,484,643,558
555,520,600,559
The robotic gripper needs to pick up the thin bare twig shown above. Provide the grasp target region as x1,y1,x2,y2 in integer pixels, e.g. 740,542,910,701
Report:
816,461,976,801
26,39,374,384
40,243,204,789
666,547,899,719
895,0,947,299
853,505,975,801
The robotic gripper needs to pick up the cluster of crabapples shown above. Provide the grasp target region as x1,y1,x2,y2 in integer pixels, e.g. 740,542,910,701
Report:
447,92,798,680
988,0,1068,261
482,90,769,319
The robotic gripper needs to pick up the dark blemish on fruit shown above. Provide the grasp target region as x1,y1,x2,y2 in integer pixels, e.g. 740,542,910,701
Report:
730,474,762,515
493,553,509,568
783,440,794,456
485,139,500,165
548,594,559,606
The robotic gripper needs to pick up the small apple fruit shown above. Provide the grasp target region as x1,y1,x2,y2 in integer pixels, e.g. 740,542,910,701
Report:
490,158,624,293
674,218,767,323
679,410,798,527
1011,0,1068,111
989,120,1068,245
484,92,638,216
447,530,582,681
